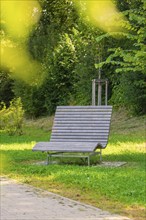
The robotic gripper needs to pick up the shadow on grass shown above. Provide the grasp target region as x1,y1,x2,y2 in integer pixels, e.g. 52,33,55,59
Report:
103,153,145,163
1,148,145,166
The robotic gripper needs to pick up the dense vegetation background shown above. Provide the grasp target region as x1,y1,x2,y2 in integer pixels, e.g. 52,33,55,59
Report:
1,0,146,117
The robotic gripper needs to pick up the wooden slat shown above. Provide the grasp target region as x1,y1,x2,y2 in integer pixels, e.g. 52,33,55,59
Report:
56,111,112,113
53,125,110,129
54,120,110,123
55,114,111,118
50,138,107,142
49,140,107,148
54,123,110,126
57,106,112,110
51,139,107,142
51,132,108,138
55,117,111,120
56,110,111,113
34,141,97,146
56,111,112,114
53,128,109,132
33,147,94,153
33,141,105,152
56,111,111,115
56,110,112,113
57,105,112,107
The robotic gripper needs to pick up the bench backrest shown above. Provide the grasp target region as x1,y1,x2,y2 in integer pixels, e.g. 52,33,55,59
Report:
50,106,112,148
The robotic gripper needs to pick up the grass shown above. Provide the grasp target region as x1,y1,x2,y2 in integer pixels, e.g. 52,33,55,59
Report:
0,109,146,220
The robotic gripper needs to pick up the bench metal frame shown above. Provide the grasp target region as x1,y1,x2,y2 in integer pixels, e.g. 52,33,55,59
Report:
46,149,102,166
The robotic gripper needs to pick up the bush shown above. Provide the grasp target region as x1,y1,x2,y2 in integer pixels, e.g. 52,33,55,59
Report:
110,72,146,115
0,97,24,135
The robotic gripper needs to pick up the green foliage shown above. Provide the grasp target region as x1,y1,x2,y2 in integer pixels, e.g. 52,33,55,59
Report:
95,0,146,115
110,72,146,115
13,0,79,116
0,69,14,106
13,81,47,117
0,97,24,135
2,0,145,117
16,0,102,116
43,32,78,114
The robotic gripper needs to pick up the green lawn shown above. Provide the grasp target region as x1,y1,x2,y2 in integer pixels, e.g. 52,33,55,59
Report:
0,111,146,220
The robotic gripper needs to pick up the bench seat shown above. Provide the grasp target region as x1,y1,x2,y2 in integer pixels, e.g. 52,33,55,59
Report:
33,141,102,153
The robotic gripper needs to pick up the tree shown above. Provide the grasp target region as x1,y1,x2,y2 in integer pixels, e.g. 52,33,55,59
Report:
14,0,79,116
2,0,145,116
95,0,146,115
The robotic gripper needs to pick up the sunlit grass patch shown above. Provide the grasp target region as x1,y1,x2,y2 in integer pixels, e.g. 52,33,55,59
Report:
0,153,9,173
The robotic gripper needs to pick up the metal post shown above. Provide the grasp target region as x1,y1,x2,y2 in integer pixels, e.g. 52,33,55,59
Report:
92,79,96,106
100,149,102,162
92,78,108,106
105,80,108,105
46,153,49,165
98,80,102,105
87,156,90,166
47,153,51,165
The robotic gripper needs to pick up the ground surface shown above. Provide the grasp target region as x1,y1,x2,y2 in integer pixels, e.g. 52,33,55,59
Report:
1,176,132,220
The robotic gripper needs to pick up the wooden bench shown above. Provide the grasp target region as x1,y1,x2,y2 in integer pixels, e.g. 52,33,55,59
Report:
32,106,112,166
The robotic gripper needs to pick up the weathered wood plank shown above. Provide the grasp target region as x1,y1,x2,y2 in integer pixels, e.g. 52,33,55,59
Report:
33,144,106,153
57,106,112,110
34,141,97,146
53,125,110,129
50,138,107,143
33,141,103,152
52,128,109,132
51,133,108,137
55,117,111,121
56,112,112,116
57,111,111,114
54,120,111,124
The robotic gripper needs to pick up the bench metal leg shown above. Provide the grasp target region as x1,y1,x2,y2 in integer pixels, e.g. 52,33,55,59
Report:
46,150,102,166
87,156,90,166
100,149,102,162
47,153,51,165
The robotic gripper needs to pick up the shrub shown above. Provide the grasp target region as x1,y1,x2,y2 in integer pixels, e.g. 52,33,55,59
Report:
0,97,24,135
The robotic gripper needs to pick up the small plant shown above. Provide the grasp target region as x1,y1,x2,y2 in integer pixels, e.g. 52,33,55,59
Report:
0,97,24,135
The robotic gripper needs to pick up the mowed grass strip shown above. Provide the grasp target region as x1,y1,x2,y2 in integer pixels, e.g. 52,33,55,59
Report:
0,110,146,220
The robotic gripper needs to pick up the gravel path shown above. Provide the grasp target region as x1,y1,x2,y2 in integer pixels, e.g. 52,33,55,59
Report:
0,176,132,220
